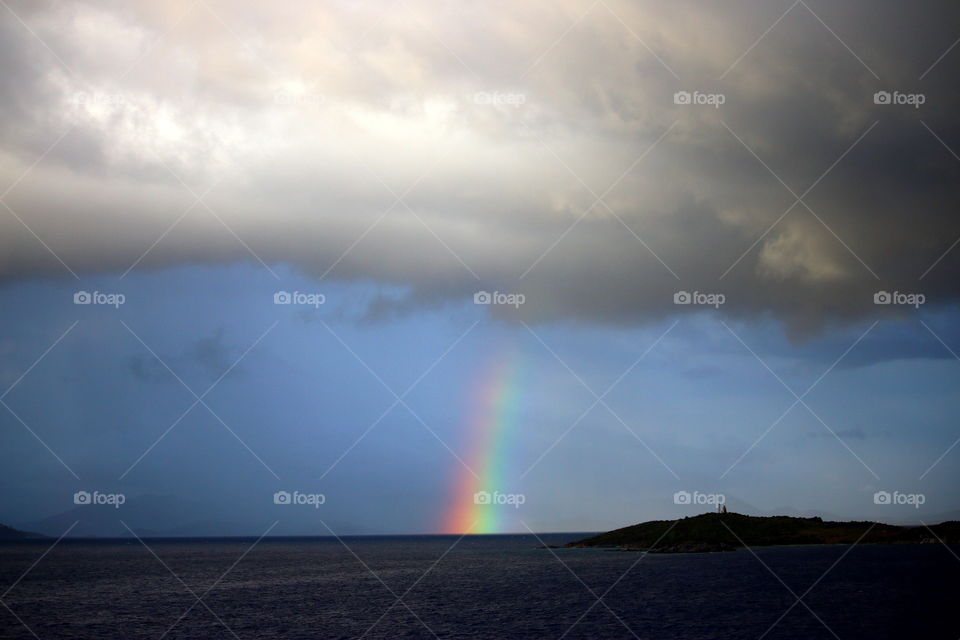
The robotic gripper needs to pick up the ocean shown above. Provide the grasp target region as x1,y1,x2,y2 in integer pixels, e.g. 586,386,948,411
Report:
0,533,955,639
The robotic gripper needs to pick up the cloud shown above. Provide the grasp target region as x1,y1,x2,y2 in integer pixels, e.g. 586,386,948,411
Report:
1,0,959,336
128,327,240,382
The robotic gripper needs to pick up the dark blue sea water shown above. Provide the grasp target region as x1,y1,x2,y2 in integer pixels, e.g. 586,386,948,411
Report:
0,534,956,639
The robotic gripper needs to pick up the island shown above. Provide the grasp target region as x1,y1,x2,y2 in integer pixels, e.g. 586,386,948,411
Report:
564,512,960,553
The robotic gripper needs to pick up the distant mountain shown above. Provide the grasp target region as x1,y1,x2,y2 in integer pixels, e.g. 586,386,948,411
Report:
0,522,46,539
20,494,235,538
20,494,360,538
565,512,960,553
883,509,960,527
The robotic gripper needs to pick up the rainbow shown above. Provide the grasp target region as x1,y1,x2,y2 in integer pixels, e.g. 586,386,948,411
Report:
442,348,524,534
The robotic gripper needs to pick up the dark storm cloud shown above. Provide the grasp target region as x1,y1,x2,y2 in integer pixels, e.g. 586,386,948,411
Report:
1,0,959,336
128,327,241,382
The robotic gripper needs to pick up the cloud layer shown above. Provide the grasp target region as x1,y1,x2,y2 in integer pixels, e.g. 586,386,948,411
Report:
1,0,959,335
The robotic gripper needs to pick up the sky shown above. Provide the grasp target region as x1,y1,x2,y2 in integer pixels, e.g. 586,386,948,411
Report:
1,0,959,536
